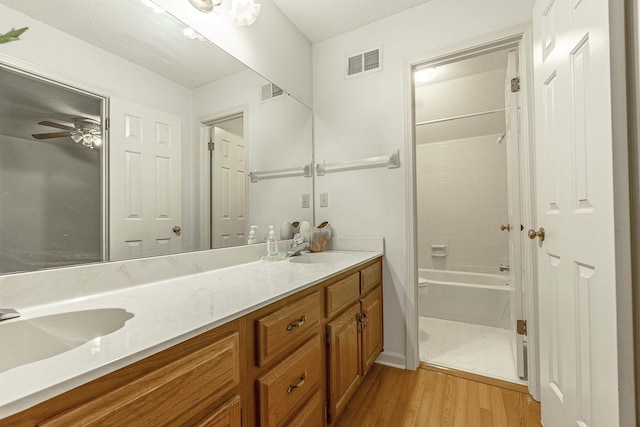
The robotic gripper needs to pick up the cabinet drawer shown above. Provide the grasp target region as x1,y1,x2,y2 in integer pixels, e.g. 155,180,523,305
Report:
258,336,321,427
196,394,241,427
256,292,320,367
287,390,323,427
360,260,381,294
325,272,360,318
40,332,240,427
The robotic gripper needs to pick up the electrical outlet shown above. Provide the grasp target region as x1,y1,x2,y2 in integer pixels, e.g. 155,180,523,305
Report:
302,193,310,208
320,192,329,207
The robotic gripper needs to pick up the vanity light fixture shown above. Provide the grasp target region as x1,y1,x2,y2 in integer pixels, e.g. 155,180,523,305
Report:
226,0,261,26
187,0,261,26
188,0,222,13
415,67,437,83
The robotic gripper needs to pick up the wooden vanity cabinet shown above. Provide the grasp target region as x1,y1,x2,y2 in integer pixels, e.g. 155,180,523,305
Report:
244,289,323,427
1,257,383,427
1,320,244,427
326,258,383,424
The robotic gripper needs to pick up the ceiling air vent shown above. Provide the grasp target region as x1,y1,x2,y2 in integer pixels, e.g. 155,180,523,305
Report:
346,46,382,78
261,82,285,102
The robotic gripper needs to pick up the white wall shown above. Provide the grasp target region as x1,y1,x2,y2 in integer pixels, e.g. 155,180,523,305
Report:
312,0,534,366
416,135,509,274
153,0,313,108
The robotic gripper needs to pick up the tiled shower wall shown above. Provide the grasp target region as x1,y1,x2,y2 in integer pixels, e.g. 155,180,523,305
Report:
416,134,509,274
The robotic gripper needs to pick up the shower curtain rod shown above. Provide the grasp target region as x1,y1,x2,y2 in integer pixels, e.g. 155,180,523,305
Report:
416,108,506,126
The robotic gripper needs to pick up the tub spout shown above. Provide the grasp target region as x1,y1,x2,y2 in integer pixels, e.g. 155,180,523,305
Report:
0,308,20,321
499,264,510,272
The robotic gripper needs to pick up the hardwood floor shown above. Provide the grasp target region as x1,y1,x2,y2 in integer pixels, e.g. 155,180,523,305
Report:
334,364,542,427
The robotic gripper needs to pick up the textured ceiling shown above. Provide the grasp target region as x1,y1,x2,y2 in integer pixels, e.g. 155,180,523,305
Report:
272,0,433,43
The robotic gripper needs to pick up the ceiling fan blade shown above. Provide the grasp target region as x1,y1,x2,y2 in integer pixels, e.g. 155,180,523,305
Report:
32,132,72,140
37,121,75,131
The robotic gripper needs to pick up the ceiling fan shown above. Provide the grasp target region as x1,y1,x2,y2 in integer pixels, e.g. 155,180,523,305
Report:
32,118,102,149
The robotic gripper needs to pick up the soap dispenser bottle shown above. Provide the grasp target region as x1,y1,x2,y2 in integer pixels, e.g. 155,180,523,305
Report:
266,225,278,259
247,226,258,244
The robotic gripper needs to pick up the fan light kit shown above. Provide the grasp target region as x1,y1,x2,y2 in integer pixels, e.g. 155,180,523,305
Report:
31,118,102,150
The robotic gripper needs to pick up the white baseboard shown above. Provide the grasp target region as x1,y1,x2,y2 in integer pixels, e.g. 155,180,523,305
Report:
375,351,407,370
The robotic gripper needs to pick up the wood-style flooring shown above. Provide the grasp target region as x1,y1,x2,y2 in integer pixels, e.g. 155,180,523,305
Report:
334,364,542,427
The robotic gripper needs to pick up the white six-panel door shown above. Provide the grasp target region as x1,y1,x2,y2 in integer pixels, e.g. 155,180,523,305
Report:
211,126,246,248
533,0,620,425
109,98,182,261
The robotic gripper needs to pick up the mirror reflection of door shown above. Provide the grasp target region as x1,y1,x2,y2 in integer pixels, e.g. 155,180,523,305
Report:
208,115,247,249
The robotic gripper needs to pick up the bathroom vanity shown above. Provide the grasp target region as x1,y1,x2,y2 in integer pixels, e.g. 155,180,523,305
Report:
0,248,383,427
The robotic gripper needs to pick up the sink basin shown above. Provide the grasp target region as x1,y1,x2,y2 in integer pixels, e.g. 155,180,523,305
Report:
0,308,134,372
288,252,347,264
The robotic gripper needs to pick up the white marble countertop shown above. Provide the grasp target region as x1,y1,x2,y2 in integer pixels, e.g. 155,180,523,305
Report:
0,249,382,419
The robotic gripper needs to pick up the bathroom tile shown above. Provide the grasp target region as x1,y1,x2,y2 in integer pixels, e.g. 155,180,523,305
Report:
419,316,525,385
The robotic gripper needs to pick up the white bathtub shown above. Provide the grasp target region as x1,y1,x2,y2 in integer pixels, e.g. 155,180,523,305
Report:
418,268,512,329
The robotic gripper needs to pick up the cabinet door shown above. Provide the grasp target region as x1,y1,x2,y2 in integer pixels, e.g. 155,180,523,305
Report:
196,395,241,427
327,303,361,422
360,286,383,375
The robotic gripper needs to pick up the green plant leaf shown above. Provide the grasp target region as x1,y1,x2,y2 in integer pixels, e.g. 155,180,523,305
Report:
0,27,29,44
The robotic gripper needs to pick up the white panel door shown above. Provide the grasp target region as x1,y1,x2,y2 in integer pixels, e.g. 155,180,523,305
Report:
505,49,525,379
211,126,246,248
533,0,619,426
109,98,182,261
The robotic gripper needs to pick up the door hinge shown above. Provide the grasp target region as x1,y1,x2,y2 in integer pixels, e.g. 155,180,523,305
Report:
511,77,521,93
517,319,527,336
105,117,110,131
208,141,215,151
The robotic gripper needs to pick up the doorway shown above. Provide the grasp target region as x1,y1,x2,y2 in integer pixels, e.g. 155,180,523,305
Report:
411,41,530,387
202,113,247,249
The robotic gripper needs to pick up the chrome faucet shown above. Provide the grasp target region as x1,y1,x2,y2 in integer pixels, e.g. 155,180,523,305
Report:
499,264,510,272
0,308,20,321
286,233,310,257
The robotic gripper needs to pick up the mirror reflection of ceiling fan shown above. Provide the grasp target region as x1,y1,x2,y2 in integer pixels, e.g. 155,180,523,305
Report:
31,118,102,149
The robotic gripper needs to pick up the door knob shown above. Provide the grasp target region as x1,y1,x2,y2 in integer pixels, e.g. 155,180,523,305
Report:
527,227,545,242
500,224,511,232
172,226,182,235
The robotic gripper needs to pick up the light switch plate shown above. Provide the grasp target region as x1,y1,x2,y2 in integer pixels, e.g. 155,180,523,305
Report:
302,193,310,208
320,192,329,207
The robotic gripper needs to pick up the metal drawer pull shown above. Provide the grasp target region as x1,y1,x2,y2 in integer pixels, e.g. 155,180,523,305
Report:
286,315,306,331
287,371,307,393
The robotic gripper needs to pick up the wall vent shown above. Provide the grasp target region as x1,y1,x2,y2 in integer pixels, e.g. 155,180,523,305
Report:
261,83,285,102
346,46,382,78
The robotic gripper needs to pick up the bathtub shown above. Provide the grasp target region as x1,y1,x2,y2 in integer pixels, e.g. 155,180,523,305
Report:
418,268,512,329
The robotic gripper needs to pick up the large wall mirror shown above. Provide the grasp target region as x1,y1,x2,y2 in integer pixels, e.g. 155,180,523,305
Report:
0,0,314,275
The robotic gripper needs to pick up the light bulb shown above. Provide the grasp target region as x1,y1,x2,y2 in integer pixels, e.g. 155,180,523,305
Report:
228,0,261,26
82,133,94,147
415,68,437,83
